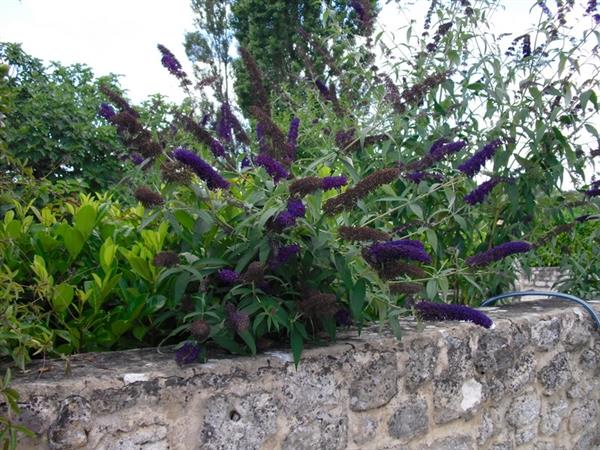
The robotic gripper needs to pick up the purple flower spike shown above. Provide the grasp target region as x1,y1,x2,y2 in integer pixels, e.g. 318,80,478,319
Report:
367,240,432,264
217,269,240,285
172,147,229,190
466,241,532,267
225,304,250,333
130,152,144,166
175,342,201,365
321,176,348,190
256,122,269,154
287,117,300,160
464,177,503,205
255,154,289,182
99,103,116,120
286,199,306,219
585,188,600,197
458,139,502,177
272,211,296,230
271,199,306,232
157,44,188,81
315,79,331,100
335,307,352,326
241,155,252,169
271,244,301,268
209,139,226,158
414,301,493,328
216,103,233,142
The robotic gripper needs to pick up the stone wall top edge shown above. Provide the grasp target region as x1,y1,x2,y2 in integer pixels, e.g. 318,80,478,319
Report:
5,299,599,391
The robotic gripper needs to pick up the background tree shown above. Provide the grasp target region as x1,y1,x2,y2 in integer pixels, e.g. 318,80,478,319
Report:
184,0,234,103
0,43,127,190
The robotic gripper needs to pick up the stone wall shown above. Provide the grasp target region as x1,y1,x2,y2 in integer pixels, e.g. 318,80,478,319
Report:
4,299,600,450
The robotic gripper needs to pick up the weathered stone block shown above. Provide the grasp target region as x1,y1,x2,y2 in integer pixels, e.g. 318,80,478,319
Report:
432,376,482,424
282,412,348,450
427,435,473,450
199,392,279,450
539,398,568,436
387,397,428,441
474,333,513,375
506,391,541,427
351,416,378,446
538,352,571,393
47,396,91,450
349,352,398,411
406,338,438,388
531,318,561,351
568,400,598,434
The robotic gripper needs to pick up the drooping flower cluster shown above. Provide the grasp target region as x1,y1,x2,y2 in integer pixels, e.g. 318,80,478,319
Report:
250,106,290,158
586,0,600,23
239,47,271,116
134,186,164,208
407,138,466,171
130,152,144,166
389,282,423,295
506,34,531,59
224,303,250,333
216,102,250,146
178,114,225,158
271,199,306,232
466,241,532,267
217,269,240,285
172,147,229,190
157,44,190,85
426,21,453,53
287,117,300,160
270,244,300,269
334,307,352,326
153,251,179,268
365,239,432,264
384,70,451,114
160,160,192,184
339,226,390,242
289,175,348,197
375,260,427,280
99,103,116,120
350,0,374,35
464,177,503,205
175,342,201,365
414,301,493,328
323,167,400,215
404,171,444,184
458,139,502,177
255,153,289,183
100,85,162,158
315,79,332,101
585,179,600,197
189,319,210,341
297,292,338,320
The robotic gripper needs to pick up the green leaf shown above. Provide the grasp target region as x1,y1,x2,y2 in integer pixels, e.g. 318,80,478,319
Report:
388,314,402,340
58,225,84,259
52,283,74,313
426,279,438,299
110,319,130,337
408,203,424,219
238,329,256,355
350,279,366,322
74,205,96,237
99,237,117,273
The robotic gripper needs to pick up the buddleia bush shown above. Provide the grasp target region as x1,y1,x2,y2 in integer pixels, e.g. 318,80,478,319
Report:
2,0,600,367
